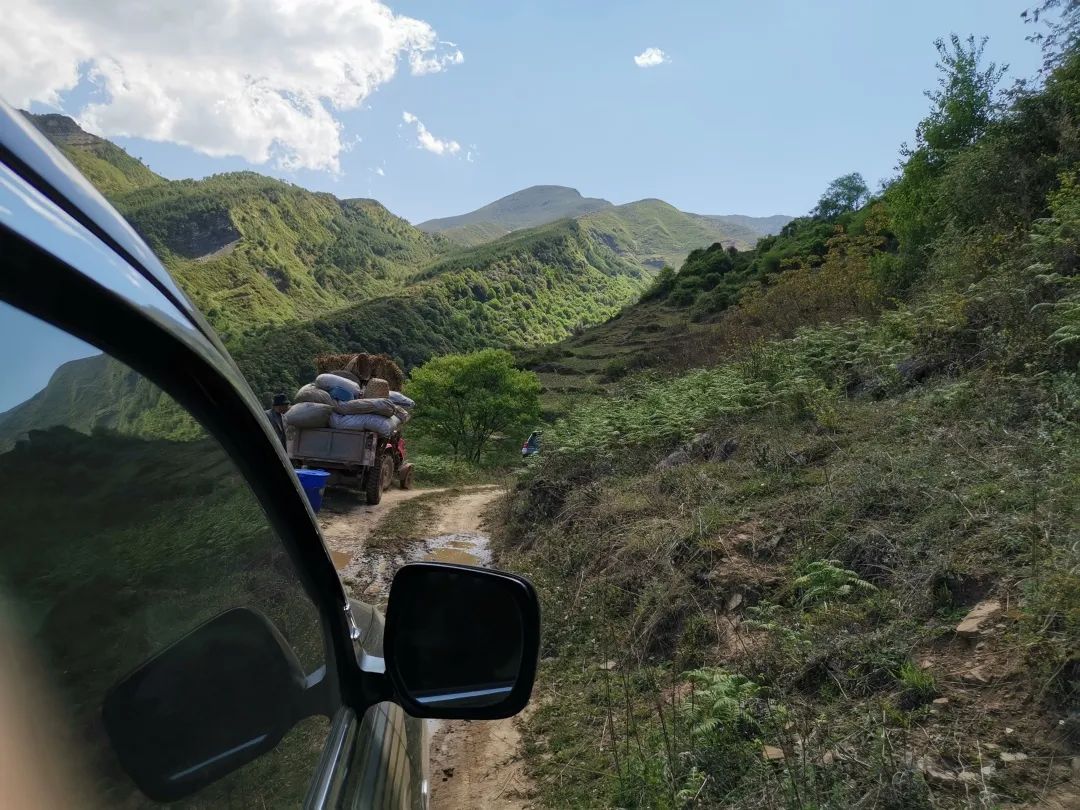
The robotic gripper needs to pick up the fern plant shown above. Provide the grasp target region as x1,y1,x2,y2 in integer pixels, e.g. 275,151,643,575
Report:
682,668,761,736
743,602,812,655
792,559,876,609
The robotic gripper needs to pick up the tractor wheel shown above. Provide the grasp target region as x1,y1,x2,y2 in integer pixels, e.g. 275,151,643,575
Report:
380,454,396,492
365,453,393,505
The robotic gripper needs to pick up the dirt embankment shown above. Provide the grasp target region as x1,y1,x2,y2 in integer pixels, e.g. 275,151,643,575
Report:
319,485,534,809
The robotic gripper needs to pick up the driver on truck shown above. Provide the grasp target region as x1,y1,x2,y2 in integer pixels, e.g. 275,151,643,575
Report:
265,393,289,447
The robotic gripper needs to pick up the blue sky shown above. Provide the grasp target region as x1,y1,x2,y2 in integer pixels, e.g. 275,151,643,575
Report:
21,0,1044,224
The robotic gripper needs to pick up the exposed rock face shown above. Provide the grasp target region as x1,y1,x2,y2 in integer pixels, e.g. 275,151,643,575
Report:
26,113,103,149
166,209,242,259
956,599,1002,639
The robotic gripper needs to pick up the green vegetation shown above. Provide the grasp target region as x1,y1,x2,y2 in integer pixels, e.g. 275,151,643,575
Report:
811,172,870,220
230,219,650,400
116,173,447,340
499,30,1080,808
407,349,540,463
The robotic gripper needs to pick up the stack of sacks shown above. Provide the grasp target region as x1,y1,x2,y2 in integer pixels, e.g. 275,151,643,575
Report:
326,377,411,438
287,374,413,437
330,412,401,436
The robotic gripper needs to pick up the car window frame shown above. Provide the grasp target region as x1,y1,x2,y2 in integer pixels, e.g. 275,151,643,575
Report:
0,157,388,805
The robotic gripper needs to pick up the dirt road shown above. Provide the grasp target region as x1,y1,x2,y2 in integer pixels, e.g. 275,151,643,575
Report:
319,485,534,809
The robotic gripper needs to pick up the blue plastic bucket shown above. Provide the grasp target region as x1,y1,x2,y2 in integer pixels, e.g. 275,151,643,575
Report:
296,468,331,512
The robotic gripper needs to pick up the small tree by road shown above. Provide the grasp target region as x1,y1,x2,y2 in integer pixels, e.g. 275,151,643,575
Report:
406,349,541,463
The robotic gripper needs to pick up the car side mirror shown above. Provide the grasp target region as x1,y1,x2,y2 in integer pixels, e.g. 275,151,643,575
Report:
103,607,328,802
384,562,540,720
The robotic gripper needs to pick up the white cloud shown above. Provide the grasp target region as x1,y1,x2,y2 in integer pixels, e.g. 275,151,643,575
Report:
0,0,464,171
633,47,670,68
410,47,464,76
402,111,460,156
375,166,385,176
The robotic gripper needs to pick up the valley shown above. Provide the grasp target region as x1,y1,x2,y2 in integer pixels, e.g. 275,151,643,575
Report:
0,112,789,447
7,30,1080,808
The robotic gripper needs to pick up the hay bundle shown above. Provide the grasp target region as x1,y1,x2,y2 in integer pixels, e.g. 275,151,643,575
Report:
314,354,357,373
315,352,404,391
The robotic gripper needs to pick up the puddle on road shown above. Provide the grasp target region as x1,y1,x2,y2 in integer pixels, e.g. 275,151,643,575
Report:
422,532,492,568
335,530,493,610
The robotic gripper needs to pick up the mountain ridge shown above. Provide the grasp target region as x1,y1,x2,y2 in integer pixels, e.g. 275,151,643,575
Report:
418,184,793,250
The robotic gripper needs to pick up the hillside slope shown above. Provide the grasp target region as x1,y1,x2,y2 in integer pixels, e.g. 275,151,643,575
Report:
27,112,164,195
23,112,449,341
234,218,650,397
501,39,1080,810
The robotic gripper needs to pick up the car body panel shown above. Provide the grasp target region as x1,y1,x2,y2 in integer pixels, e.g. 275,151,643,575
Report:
0,102,426,808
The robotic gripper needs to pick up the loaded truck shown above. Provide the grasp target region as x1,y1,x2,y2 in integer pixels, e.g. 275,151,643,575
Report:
288,428,413,505
286,353,415,505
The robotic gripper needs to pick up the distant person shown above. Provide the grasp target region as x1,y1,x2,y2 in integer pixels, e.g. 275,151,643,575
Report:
265,393,289,447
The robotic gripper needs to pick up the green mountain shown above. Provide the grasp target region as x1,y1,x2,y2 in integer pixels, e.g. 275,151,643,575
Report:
417,185,612,240
578,199,759,269
114,174,448,341
418,184,792,254
22,112,449,342
693,212,793,238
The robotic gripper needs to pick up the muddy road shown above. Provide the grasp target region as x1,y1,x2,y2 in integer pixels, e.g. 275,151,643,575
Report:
319,485,533,809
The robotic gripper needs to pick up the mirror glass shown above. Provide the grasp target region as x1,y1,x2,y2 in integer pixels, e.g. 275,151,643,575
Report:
102,607,316,802
387,564,528,710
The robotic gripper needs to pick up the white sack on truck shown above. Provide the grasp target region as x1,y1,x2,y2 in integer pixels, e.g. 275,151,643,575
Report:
284,402,333,429
295,383,334,406
329,412,401,437
334,398,396,417
389,391,415,409
315,373,361,400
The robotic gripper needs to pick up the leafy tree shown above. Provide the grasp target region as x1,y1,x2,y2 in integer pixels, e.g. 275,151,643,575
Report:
886,34,1007,282
812,172,870,220
914,35,1007,162
406,350,541,462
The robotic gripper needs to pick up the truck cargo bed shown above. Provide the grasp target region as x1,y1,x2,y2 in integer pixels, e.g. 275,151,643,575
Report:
287,427,379,469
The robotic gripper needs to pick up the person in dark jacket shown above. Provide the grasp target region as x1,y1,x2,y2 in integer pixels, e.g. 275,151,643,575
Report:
265,393,289,447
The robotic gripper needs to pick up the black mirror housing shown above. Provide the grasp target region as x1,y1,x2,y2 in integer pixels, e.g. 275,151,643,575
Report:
383,562,540,720
103,608,327,802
